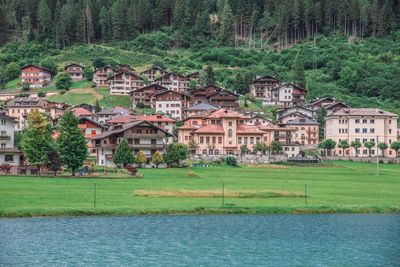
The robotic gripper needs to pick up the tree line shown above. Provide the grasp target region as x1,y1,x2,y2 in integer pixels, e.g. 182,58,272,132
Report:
1,0,400,48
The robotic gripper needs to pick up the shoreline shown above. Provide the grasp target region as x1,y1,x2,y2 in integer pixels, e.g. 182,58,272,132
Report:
1,206,399,218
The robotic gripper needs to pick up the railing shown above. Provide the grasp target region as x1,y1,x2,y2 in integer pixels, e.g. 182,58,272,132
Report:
0,135,11,140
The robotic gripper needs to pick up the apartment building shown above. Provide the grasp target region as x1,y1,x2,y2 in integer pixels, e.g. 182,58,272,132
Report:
152,90,191,120
93,65,118,86
108,71,143,95
154,73,190,93
6,97,48,130
20,65,52,88
93,120,173,167
284,118,319,146
130,84,167,108
140,66,167,83
0,115,21,168
325,108,398,157
64,63,85,81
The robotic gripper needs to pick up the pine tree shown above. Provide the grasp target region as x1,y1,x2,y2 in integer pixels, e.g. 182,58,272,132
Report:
204,65,216,85
193,11,212,45
114,138,134,167
57,110,88,176
292,51,306,88
218,0,235,45
95,99,101,113
173,0,186,28
37,0,52,36
111,0,127,40
22,109,53,175
99,7,111,41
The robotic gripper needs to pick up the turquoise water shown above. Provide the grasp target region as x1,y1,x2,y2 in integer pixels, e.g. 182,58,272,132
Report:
0,214,399,266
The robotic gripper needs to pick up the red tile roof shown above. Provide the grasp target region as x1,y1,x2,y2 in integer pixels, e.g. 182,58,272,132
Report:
179,124,201,130
236,125,266,134
108,115,135,124
207,108,243,118
73,107,93,117
194,124,224,134
136,114,176,123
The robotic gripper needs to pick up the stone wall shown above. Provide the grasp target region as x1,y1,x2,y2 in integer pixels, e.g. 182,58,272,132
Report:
324,156,400,164
189,154,288,164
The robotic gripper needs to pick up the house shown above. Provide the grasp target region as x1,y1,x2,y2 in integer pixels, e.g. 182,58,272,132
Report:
73,107,96,119
155,72,190,93
0,115,21,172
276,106,315,123
178,108,300,157
325,108,398,157
20,65,52,88
130,84,168,108
118,64,134,72
249,75,281,105
47,101,70,126
306,97,349,114
107,115,136,126
186,72,200,82
244,115,274,127
78,117,107,156
108,71,143,95
93,65,118,87
64,63,85,81
270,83,307,107
185,103,218,117
5,97,48,130
92,120,173,167
190,85,239,109
75,103,97,113
283,118,319,146
140,66,167,83
96,108,127,125
152,90,191,120
135,114,176,135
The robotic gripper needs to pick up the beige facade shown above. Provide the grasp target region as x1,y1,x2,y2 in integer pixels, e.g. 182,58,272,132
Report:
325,108,398,157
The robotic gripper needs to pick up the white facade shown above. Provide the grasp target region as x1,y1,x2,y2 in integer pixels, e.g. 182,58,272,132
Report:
0,116,20,166
156,100,182,120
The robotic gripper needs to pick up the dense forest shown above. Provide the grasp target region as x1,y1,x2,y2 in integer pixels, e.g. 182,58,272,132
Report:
1,0,400,48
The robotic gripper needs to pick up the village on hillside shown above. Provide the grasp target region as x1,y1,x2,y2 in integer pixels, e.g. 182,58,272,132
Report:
0,63,399,175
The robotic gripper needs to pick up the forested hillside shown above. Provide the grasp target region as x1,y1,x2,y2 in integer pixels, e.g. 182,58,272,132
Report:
1,0,400,114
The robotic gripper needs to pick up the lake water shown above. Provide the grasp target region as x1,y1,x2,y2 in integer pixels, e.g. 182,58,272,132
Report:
0,214,399,266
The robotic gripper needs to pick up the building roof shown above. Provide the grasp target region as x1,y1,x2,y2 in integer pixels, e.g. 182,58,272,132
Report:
152,89,191,98
0,114,16,123
193,124,224,134
6,97,47,108
186,103,218,111
285,118,319,125
136,114,176,123
78,117,106,128
73,107,94,117
93,120,173,140
64,63,84,70
207,108,244,119
328,108,398,117
129,83,168,94
308,97,336,106
21,64,52,73
154,72,190,82
179,124,201,130
236,125,266,134
140,66,166,74
250,75,280,83
107,70,142,81
107,115,135,124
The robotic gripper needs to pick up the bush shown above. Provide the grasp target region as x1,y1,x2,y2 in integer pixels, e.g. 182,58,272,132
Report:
55,72,72,90
38,91,46,97
136,102,145,108
225,156,238,167
22,83,31,91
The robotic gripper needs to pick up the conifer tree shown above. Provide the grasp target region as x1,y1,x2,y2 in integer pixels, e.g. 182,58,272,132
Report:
57,110,88,176
38,0,52,36
218,0,235,45
204,66,216,85
292,51,306,88
114,138,134,167
22,109,53,175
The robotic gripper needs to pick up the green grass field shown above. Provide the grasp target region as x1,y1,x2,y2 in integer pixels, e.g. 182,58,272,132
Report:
0,161,399,217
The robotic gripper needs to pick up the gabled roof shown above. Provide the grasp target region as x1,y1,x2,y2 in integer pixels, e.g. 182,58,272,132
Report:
246,114,273,122
73,107,94,117
6,97,47,107
250,75,280,83
279,112,313,120
237,125,266,134
0,114,16,123
207,89,239,98
193,124,224,134
78,116,107,128
136,114,176,123
152,89,191,98
107,70,142,81
140,66,166,74
64,63,84,70
129,84,168,94
154,72,189,82
94,65,118,72
186,103,218,111
285,118,319,125
207,108,244,119
107,115,135,124
324,102,349,110
21,64,52,73
93,120,173,139
308,97,336,106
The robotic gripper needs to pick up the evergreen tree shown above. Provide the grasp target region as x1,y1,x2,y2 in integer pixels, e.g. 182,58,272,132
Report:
114,138,134,167
173,0,186,28
57,110,88,176
37,0,52,36
99,7,111,41
204,65,216,85
164,143,188,167
218,0,235,45
95,99,101,113
316,107,327,140
46,147,63,176
111,0,127,40
22,109,53,175
292,51,306,88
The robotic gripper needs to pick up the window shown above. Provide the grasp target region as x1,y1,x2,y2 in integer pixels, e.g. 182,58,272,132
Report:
228,121,233,127
250,137,254,144
362,128,368,133
244,137,248,144
238,137,242,144
218,137,222,144
200,137,204,143
389,129,392,134
363,149,368,155
362,119,368,123
202,149,207,154
215,149,219,155
1,143,5,148
1,120,5,125
370,119,375,124
228,129,233,138
212,137,216,144
362,139,367,143
206,137,210,143
134,139,140,144
355,128,360,133
370,128,375,133
5,155,13,162
355,119,360,123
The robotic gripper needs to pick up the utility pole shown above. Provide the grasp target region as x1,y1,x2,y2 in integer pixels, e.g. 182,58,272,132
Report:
93,182,97,208
221,181,225,207
376,136,379,176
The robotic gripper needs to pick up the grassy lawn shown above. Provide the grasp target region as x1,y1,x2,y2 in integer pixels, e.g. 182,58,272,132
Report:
0,161,399,217
134,107,156,115
3,78,21,93
97,87,131,109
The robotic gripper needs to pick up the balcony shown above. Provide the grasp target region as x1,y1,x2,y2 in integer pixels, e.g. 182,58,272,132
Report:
274,134,292,139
